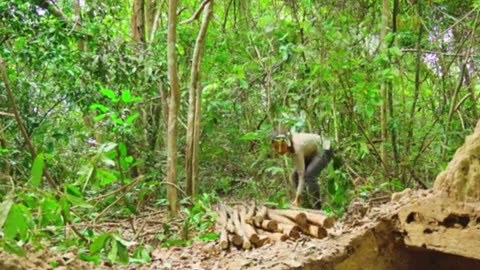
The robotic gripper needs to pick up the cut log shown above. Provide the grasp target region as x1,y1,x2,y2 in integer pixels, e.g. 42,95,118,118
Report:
230,208,252,250
253,215,264,227
217,205,227,225
245,201,256,224
301,224,328,239
277,223,301,239
219,228,229,249
253,206,267,227
255,235,270,247
228,233,243,247
218,204,235,232
267,210,298,226
303,210,335,228
259,219,278,232
253,206,268,227
256,206,268,218
226,216,235,233
270,209,308,226
257,229,288,242
238,206,260,245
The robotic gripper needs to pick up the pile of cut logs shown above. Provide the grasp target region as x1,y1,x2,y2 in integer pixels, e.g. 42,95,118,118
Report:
215,203,335,250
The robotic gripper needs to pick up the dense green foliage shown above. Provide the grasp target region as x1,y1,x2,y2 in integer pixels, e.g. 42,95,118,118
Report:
1,0,480,264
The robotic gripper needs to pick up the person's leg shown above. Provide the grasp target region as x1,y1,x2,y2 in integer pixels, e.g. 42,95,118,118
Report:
305,149,334,209
289,170,298,197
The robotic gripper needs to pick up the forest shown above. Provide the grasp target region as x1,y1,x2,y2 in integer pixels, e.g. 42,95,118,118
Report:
1,0,480,269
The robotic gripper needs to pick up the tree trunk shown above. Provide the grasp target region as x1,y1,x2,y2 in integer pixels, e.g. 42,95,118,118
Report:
166,0,180,217
0,116,10,175
131,0,146,43
388,0,400,177
185,0,214,196
379,0,390,174
148,0,164,42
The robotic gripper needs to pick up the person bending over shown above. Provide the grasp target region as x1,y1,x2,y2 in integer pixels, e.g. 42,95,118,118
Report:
271,131,333,209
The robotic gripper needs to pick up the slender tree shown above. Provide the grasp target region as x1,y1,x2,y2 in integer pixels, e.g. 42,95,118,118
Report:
185,0,214,196
380,0,390,174
166,0,180,216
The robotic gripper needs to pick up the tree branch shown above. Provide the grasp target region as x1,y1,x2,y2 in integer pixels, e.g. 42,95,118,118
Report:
180,0,211,25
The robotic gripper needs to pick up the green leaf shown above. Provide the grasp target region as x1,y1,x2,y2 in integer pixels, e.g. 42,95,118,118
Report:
16,204,33,230
101,88,117,100
66,194,93,208
125,156,134,163
118,142,127,157
97,169,118,186
30,153,44,188
240,132,261,141
3,204,27,240
1,240,26,257
0,198,14,229
66,184,82,197
98,142,118,153
327,178,336,196
81,164,95,191
112,234,136,247
121,90,131,103
59,195,71,222
93,114,107,121
198,232,219,241
90,233,111,254
239,79,248,89
89,103,109,113
116,241,129,264
110,113,124,125
78,252,100,264
132,245,151,263
107,239,118,263
388,46,402,57
125,113,139,125
128,97,143,103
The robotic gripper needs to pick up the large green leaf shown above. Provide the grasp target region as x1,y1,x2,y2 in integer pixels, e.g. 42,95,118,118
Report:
3,204,27,240
29,153,44,188
90,233,111,254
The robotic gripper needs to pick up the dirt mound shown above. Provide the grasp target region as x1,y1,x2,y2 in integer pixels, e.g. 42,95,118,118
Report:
434,120,480,201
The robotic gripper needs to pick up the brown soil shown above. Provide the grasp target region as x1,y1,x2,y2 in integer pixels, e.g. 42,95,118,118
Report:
0,247,105,270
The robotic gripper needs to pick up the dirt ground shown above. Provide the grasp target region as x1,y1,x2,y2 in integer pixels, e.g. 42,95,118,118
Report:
0,190,422,270
1,187,479,270
5,121,480,269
